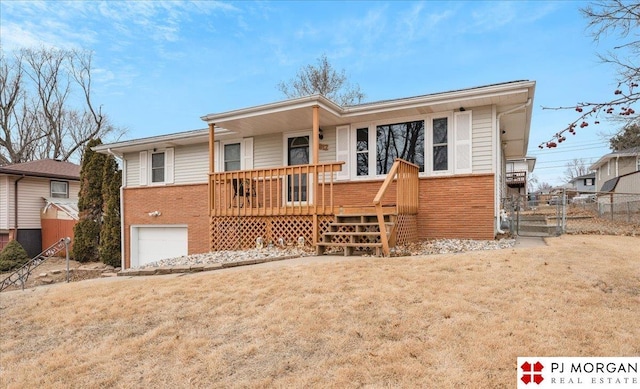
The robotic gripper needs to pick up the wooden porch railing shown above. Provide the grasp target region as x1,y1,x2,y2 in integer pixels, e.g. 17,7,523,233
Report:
209,162,344,217
506,171,527,186
372,159,420,256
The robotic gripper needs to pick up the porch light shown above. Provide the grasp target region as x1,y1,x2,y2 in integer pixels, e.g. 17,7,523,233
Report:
318,128,324,140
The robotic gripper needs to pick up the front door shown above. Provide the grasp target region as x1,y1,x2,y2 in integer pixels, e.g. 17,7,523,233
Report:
287,135,309,202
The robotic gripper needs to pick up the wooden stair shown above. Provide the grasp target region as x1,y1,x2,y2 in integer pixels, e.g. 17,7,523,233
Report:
316,212,396,256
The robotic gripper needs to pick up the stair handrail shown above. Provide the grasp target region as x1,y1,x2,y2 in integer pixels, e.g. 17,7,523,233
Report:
0,237,70,292
373,159,420,256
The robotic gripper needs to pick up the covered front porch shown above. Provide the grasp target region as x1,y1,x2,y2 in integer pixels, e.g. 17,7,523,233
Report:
208,157,419,256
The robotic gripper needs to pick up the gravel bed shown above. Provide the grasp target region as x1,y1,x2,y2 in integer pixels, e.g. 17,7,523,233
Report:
135,238,516,269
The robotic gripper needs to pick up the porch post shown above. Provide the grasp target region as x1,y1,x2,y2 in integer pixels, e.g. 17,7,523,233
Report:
312,105,320,246
208,123,215,217
312,105,319,166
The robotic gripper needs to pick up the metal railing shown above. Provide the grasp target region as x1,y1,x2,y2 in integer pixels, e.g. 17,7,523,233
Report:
0,237,70,292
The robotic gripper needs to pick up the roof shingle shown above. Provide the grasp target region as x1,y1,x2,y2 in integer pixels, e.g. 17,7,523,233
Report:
0,159,80,180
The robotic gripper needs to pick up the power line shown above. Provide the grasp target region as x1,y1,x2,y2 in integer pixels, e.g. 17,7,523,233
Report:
529,145,609,155
535,156,601,165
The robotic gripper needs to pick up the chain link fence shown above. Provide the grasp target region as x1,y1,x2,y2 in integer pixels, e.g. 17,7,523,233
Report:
502,190,640,237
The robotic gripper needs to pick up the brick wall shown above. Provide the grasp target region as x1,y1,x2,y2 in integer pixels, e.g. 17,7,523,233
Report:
123,175,494,267
333,174,495,240
122,183,208,269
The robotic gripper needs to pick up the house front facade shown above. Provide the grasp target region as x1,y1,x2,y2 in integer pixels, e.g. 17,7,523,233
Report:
95,80,536,269
505,157,536,199
568,173,596,194
590,147,640,192
0,159,80,257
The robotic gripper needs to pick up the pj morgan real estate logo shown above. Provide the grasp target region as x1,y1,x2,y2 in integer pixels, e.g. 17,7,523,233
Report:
517,357,639,388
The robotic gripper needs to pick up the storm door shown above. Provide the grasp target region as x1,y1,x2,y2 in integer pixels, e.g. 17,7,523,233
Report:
287,135,309,202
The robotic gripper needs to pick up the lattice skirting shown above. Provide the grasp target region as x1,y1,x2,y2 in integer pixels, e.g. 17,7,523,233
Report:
210,215,334,251
395,214,418,245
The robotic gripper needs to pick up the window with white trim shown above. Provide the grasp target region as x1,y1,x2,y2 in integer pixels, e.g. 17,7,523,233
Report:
356,128,369,176
432,117,448,172
139,148,174,186
151,152,165,183
50,181,68,198
223,143,241,171
637,156,640,171
342,111,469,179
376,120,424,174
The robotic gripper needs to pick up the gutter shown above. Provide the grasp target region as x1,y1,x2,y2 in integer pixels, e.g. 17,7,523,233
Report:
14,175,25,237
495,98,533,235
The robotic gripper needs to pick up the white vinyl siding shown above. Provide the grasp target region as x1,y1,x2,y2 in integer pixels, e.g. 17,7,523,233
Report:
471,105,493,173
174,143,209,184
3,177,79,229
335,125,350,180
128,145,207,187
254,134,283,168
318,127,336,164
0,175,10,230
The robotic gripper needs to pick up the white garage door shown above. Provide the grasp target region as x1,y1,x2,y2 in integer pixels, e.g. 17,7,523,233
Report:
133,226,188,267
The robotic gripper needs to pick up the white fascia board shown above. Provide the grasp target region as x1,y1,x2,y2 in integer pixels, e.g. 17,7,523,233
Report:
92,128,229,154
342,81,535,117
200,94,342,123
201,81,535,124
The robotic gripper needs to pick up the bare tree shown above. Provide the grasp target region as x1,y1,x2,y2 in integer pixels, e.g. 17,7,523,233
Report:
563,158,591,182
277,54,365,106
540,1,640,149
0,47,123,165
537,181,554,193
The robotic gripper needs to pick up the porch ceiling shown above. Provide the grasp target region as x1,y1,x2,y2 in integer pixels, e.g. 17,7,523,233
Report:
500,108,531,159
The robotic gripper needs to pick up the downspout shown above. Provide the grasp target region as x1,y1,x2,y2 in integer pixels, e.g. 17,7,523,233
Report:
14,175,25,240
495,98,532,234
107,148,125,270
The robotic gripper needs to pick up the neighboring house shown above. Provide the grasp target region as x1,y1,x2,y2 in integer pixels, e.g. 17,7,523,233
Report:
94,80,536,269
505,156,536,198
567,172,596,194
590,146,640,192
0,159,80,257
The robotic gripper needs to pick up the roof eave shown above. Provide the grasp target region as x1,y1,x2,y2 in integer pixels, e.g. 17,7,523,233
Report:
200,94,342,124
0,169,79,180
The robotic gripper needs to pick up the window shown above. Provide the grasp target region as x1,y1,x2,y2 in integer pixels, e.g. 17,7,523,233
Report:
432,117,448,171
637,157,640,171
584,178,594,186
139,148,173,186
50,181,68,198
151,152,165,183
376,120,424,174
356,128,369,176
224,143,241,171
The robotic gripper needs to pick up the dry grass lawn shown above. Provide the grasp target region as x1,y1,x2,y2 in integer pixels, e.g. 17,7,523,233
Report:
1,235,639,388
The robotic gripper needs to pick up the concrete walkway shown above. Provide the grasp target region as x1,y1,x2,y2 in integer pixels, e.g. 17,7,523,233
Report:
513,235,548,248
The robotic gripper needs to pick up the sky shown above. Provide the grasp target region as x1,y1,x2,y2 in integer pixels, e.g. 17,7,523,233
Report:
0,0,628,186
